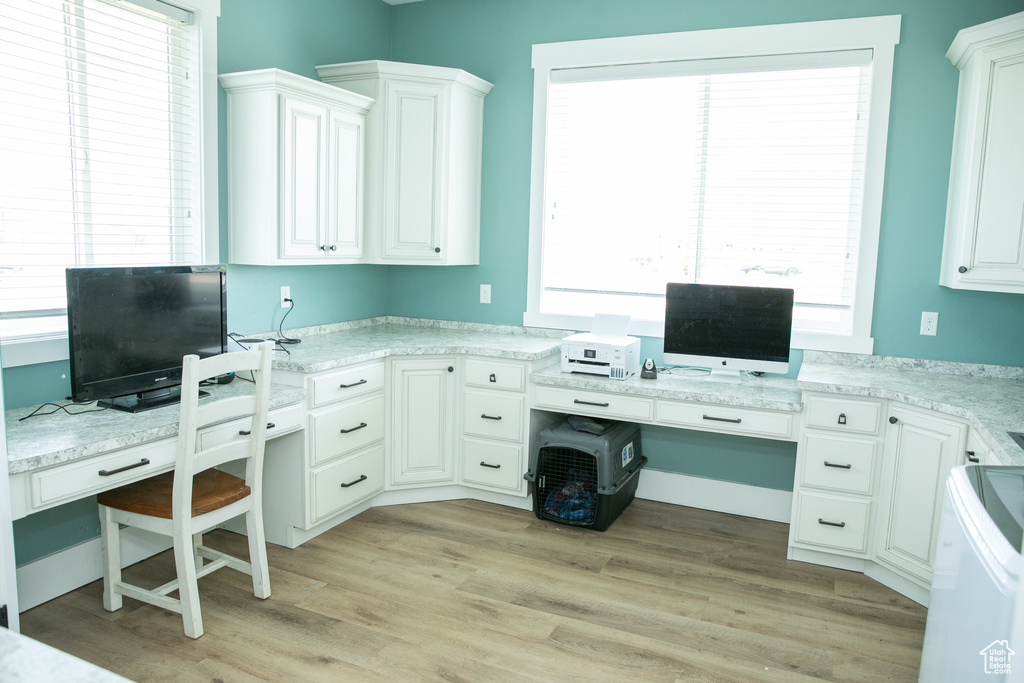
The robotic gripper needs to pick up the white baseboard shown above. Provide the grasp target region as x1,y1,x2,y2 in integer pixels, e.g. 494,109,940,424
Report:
636,469,793,523
17,527,172,612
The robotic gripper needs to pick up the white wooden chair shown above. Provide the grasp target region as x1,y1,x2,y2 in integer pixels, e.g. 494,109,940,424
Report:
97,342,274,639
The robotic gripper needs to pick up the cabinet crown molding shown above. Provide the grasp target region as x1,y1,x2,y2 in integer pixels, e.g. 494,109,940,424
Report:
219,68,375,113
947,10,1024,69
316,59,494,96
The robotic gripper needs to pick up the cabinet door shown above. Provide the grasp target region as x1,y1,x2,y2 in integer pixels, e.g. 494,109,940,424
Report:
389,358,457,486
875,405,966,583
382,80,447,261
326,107,364,259
280,95,327,259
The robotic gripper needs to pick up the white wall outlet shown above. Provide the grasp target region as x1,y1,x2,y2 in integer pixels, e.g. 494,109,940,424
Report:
921,311,938,336
480,284,491,304
280,285,291,309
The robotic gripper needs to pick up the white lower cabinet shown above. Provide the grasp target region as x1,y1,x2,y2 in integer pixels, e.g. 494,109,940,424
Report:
789,393,884,560
458,357,533,496
387,357,458,487
262,360,386,547
874,404,966,584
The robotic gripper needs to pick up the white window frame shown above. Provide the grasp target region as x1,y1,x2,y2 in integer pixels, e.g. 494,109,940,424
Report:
0,0,221,369
524,15,901,354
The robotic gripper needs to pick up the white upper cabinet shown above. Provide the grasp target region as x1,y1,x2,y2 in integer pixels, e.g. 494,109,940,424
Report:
940,12,1024,292
220,69,374,265
317,60,493,265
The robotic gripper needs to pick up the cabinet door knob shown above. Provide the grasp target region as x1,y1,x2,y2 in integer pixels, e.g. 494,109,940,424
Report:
319,244,328,251
489,373,496,383
958,265,968,274
329,244,337,251
966,450,980,463
448,366,454,372
434,247,441,254
889,416,898,424
837,413,847,425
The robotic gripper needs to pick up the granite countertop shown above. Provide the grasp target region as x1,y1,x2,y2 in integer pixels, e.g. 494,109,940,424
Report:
0,628,132,683
260,316,565,374
798,351,1024,466
6,381,305,475
530,364,804,412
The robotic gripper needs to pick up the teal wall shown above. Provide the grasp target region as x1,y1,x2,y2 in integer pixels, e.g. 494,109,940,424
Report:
386,0,1024,368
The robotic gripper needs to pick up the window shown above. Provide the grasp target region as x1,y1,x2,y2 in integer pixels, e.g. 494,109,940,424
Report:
0,0,219,364
525,16,901,353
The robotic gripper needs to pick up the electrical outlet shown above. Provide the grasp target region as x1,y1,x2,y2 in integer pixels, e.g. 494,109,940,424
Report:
280,285,291,309
921,311,938,336
480,284,491,304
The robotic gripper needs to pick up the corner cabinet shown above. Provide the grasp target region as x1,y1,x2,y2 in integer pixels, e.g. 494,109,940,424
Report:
387,357,458,487
940,12,1024,292
220,69,374,265
316,60,493,265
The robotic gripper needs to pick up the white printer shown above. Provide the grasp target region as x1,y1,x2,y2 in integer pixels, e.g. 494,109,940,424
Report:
561,314,641,380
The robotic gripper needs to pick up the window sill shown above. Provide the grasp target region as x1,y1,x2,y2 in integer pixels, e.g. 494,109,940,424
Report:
0,335,69,369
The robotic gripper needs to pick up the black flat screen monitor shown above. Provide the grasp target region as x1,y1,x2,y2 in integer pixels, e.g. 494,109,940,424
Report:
66,265,228,412
663,283,794,383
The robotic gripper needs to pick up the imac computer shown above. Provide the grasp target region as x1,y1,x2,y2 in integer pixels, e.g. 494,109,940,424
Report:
66,265,228,412
663,282,794,383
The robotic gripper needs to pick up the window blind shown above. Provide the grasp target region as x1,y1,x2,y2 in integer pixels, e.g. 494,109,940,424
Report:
0,0,196,338
540,51,872,333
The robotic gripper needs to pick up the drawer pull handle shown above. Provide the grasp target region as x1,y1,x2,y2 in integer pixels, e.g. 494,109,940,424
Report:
824,461,853,469
837,413,847,425
966,450,980,464
818,518,846,528
574,399,610,407
99,458,151,477
340,475,368,488
238,422,275,436
480,461,501,469
481,413,502,421
339,379,368,389
339,422,368,434
702,414,742,424
489,373,496,383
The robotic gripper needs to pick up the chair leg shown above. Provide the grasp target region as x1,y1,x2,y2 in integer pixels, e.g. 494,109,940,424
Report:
98,505,122,612
246,506,271,600
173,531,204,639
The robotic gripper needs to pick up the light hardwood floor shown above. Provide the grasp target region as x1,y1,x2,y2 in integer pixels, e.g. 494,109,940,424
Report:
19,498,926,682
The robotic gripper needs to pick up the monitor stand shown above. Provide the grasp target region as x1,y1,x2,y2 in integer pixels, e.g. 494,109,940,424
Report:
100,387,209,413
705,368,742,384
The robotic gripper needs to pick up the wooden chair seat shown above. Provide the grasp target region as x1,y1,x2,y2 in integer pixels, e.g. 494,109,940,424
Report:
97,470,251,520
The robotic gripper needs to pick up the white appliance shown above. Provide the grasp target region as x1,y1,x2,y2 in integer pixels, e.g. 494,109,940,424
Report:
561,332,641,380
920,465,1023,682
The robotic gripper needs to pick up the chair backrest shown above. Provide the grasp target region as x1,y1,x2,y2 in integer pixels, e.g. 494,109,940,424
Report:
173,341,274,520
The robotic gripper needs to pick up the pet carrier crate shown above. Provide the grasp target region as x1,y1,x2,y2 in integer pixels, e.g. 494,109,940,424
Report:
524,417,646,531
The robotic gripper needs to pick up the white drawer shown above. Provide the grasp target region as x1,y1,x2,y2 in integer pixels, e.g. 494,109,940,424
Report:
656,400,795,441
793,492,871,554
311,445,384,522
32,439,175,510
464,358,526,392
463,391,524,442
461,438,524,493
804,394,883,435
533,385,654,422
311,394,385,466
800,434,877,494
198,403,304,451
310,361,385,408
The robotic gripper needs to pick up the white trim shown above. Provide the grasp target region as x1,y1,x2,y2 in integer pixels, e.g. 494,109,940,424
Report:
186,0,221,264
635,469,793,523
0,335,69,369
16,527,172,612
525,16,901,354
